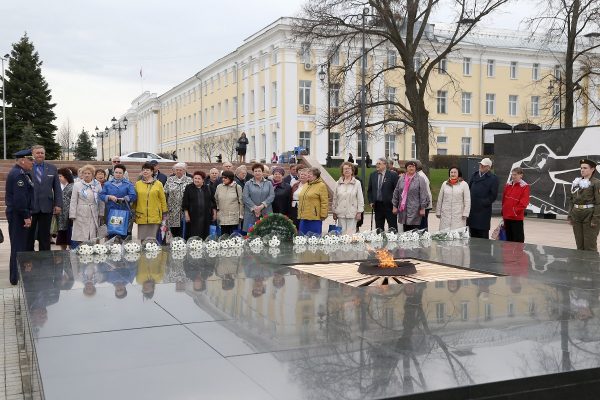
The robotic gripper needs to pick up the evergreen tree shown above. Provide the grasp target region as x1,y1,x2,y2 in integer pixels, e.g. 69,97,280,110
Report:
73,128,96,160
0,34,58,158
20,123,39,149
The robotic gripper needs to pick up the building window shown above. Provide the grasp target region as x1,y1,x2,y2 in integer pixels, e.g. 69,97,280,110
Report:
413,53,421,71
460,302,469,321
329,83,340,109
271,82,277,108
241,93,246,116
438,58,447,74
331,49,340,66
487,59,495,77
210,106,214,125
261,86,266,111
299,131,311,154
509,95,518,117
437,148,448,155
531,96,540,116
384,134,395,158
485,93,496,115
223,69,228,86
437,136,447,144
224,100,229,120
510,61,518,79
436,90,447,114
250,90,255,113
387,50,396,67
233,96,238,119
507,302,515,317
484,303,493,321
272,50,278,65
461,137,471,155
204,109,207,127
386,86,396,112
461,92,472,114
436,303,446,324
299,80,311,105
217,103,221,123
301,42,311,64
232,66,238,83
554,64,561,79
532,63,540,80
553,98,560,117
328,132,340,157
463,57,471,76
411,135,416,159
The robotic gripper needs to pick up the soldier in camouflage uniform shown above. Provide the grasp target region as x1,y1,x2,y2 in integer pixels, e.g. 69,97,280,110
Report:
568,159,600,252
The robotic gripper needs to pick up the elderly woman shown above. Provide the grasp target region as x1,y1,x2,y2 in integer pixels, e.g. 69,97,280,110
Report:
298,167,329,235
392,160,430,232
134,162,168,241
215,170,243,235
164,162,193,238
182,171,216,239
436,166,471,231
56,168,74,250
271,166,292,217
242,163,275,231
99,164,137,238
502,167,530,243
333,162,364,235
291,168,309,228
234,165,249,189
70,164,101,245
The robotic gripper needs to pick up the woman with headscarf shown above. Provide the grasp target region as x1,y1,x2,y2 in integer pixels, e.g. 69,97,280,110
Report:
242,163,275,231
70,164,101,245
56,168,74,250
133,162,168,241
271,166,292,217
164,162,193,238
99,164,137,239
436,166,471,231
182,171,216,239
392,160,430,232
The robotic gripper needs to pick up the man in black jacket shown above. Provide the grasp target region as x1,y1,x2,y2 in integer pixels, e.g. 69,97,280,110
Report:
468,158,499,238
367,157,399,232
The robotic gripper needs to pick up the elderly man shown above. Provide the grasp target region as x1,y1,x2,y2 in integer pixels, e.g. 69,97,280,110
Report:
6,149,35,284
367,157,399,232
222,161,234,172
208,167,222,196
106,156,129,181
27,145,62,251
467,157,499,238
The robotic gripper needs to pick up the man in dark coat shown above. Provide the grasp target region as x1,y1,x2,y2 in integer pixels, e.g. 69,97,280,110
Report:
367,157,399,232
27,145,62,251
467,157,499,238
6,149,35,285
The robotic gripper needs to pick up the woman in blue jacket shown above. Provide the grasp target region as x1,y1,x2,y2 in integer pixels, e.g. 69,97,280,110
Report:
99,164,137,238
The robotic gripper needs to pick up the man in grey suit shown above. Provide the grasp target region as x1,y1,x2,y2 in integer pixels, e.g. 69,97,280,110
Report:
27,145,62,251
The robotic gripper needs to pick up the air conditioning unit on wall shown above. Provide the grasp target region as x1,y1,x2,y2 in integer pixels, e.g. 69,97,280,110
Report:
303,104,311,113
304,63,312,71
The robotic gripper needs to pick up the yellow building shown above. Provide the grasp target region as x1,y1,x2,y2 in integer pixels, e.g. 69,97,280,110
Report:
99,18,600,164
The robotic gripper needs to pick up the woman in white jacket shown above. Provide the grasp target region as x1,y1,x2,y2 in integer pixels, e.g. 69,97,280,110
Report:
436,166,471,231
333,162,364,234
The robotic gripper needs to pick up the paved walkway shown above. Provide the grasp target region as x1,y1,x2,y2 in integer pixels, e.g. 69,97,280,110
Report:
0,215,581,399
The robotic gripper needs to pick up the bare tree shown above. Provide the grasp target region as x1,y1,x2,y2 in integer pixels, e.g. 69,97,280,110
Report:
294,0,509,171
526,0,600,128
56,118,74,160
217,131,239,162
194,138,220,163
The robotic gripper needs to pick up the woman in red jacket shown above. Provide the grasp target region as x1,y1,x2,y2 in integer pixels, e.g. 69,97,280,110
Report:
502,167,530,242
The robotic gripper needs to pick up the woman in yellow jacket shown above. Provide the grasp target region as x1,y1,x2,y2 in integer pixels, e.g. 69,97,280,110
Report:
134,162,168,240
298,167,329,235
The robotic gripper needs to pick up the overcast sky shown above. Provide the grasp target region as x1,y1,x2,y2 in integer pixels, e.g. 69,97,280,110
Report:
1,0,534,144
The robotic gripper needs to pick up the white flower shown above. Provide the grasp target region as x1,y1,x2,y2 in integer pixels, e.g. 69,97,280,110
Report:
317,237,326,245
421,231,431,240
294,245,307,253
77,244,94,255
207,250,219,258
171,251,186,260
189,250,203,259
205,240,220,250
220,239,231,249
109,253,122,262
268,236,281,247
268,247,280,257
144,242,160,252
93,254,107,263
123,252,140,262
145,250,159,259
323,236,335,245
123,242,141,253
307,236,319,245
250,245,262,254
293,235,307,245
249,238,264,248
386,232,398,241
93,244,108,254
188,240,203,251
109,244,122,254
170,240,187,252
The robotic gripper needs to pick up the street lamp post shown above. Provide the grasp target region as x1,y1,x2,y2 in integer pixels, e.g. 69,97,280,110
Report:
1,53,9,160
94,126,109,161
111,116,128,156
360,7,369,185
318,63,331,159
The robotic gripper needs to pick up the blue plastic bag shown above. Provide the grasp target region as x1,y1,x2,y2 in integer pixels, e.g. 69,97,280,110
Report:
328,224,342,234
107,208,129,237
209,224,221,237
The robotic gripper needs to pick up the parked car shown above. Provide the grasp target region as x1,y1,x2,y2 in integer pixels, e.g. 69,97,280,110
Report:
119,152,173,163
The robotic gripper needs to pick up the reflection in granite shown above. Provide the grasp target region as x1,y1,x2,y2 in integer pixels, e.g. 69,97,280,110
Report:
18,239,600,399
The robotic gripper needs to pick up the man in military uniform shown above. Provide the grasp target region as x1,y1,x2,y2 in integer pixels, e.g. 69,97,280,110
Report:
6,149,35,285
568,159,600,252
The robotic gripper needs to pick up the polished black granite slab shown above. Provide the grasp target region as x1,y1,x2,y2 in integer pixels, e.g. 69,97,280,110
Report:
18,239,600,399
